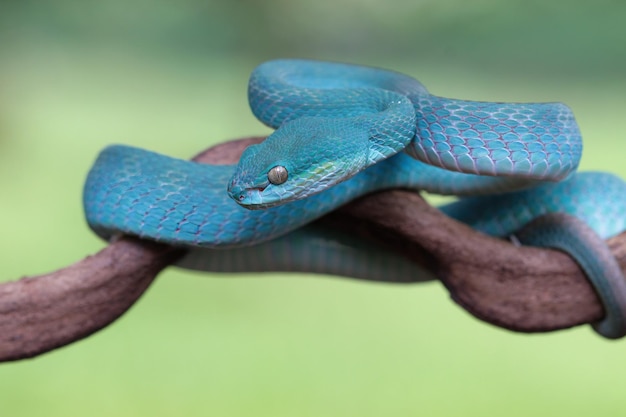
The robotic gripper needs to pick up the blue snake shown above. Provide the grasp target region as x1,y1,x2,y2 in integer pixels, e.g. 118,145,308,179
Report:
83,59,626,338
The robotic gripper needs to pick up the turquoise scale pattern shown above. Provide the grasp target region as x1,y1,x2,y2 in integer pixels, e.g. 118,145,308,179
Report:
231,59,583,209
84,146,420,248
440,172,626,239
84,146,626,249
409,96,582,180
178,224,434,283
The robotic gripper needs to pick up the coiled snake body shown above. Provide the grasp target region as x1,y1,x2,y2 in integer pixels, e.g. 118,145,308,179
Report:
84,59,626,338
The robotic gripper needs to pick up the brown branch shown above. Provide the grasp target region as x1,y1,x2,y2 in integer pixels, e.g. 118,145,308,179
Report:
2,136,625,362
0,238,183,361
333,193,626,332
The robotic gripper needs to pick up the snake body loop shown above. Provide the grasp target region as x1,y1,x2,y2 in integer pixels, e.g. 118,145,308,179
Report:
83,59,626,338
229,60,582,207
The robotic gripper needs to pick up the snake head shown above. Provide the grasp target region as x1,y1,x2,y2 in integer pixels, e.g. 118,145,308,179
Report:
227,117,368,209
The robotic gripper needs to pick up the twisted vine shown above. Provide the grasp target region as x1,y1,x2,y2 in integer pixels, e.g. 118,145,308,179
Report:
1,136,624,362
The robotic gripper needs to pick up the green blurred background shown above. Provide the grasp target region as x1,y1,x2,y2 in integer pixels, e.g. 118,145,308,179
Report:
1,1,625,416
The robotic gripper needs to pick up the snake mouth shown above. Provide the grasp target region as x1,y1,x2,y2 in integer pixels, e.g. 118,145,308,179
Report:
227,183,272,209
235,187,266,204
249,185,267,193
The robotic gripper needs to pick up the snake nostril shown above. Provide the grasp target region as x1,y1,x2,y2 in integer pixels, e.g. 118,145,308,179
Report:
239,194,245,201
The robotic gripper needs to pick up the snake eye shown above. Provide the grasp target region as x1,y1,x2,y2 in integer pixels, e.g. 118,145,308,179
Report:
267,165,288,185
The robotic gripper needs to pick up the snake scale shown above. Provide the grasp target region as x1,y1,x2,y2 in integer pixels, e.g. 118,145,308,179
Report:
83,59,626,338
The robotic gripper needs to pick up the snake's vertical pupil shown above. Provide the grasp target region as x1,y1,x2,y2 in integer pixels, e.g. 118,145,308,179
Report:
268,165,288,185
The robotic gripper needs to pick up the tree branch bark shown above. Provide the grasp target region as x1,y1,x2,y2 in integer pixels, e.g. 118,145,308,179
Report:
1,136,625,362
